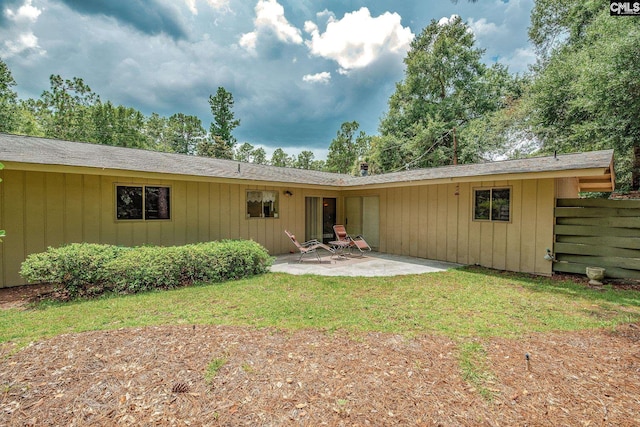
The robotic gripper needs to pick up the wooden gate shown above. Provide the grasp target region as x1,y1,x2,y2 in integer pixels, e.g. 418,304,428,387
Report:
553,198,640,279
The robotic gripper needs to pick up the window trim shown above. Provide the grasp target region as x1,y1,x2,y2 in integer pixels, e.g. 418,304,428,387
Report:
115,184,172,222
472,186,511,223
246,190,279,219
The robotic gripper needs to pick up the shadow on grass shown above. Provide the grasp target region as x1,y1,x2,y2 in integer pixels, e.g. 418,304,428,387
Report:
461,266,640,308
27,275,260,310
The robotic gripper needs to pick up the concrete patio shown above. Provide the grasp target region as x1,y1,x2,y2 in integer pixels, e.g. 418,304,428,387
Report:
270,251,462,277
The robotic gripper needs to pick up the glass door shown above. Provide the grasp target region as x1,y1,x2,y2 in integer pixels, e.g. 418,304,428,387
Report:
345,196,379,249
306,197,336,244
322,198,337,244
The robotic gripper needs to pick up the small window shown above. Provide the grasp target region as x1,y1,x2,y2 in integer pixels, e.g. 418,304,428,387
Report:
473,188,510,222
247,190,278,218
116,185,171,220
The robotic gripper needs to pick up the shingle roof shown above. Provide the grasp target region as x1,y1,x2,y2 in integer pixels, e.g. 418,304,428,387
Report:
0,133,614,188
0,133,347,186
355,149,614,186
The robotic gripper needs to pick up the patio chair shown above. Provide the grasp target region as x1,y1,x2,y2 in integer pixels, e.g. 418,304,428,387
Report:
333,224,372,256
284,230,335,263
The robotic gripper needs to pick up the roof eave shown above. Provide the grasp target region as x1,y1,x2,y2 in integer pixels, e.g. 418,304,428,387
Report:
341,167,615,191
577,161,615,192
0,161,342,190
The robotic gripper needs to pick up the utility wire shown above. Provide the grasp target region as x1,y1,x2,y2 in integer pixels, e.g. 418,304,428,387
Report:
388,127,455,173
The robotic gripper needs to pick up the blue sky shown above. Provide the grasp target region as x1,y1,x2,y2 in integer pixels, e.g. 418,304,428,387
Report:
0,0,536,159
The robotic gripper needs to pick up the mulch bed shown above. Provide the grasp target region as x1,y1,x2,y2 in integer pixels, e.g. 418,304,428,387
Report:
0,284,55,310
1,285,640,425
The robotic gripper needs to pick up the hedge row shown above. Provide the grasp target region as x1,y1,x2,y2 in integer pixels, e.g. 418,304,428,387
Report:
20,240,273,298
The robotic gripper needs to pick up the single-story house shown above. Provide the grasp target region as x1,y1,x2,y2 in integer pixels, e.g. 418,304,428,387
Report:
0,133,615,288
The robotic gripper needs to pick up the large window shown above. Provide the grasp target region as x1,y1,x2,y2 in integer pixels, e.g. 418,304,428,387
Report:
473,188,510,222
116,185,171,220
247,190,278,218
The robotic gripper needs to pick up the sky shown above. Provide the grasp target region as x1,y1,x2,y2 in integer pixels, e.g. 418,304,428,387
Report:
0,0,536,159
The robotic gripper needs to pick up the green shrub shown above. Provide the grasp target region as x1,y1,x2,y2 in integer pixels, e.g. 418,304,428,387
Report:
103,245,184,294
20,243,130,297
181,240,273,283
21,240,273,298
105,240,273,293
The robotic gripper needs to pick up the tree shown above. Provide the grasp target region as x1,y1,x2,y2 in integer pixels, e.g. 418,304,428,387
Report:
39,75,99,141
167,113,205,154
528,0,602,60
375,16,510,172
295,150,315,169
459,70,534,161
251,147,267,165
200,87,240,159
235,142,255,162
91,101,147,148
310,159,326,171
145,113,170,151
368,134,411,174
326,121,370,174
270,148,293,167
0,58,18,133
235,143,269,164
14,100,44,136
526,4,640,190
197,135,233,158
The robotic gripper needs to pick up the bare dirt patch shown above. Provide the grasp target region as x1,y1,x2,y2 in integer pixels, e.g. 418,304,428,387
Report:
0,284,54,310
1,323,639,426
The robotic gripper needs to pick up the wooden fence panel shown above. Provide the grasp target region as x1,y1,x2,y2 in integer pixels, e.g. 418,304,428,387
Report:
555,224,640,238
557,198,640,208
557,235,640,250
553,198,640,279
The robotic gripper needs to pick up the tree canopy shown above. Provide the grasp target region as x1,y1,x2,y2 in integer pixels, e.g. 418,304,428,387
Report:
38,75,99,142
270,148,293,168
374,16,514,172
526,2,640,190
326,121,370,174
198,87,240,159
167,113,206,155
0,59,18,133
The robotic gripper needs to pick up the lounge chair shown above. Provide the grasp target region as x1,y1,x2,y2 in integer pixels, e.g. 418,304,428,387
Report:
285,230,335,262
333,224,372,256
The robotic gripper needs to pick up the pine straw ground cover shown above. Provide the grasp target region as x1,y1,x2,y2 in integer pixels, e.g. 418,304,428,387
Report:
1,325,640,426
1,270,640,426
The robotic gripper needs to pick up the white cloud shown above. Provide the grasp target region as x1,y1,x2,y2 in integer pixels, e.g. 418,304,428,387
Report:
438,14,459,26
239,31,257,53
302,71,331,84
502,47,536,73
2,32,42,57
439,14,474,36
1,0,44,58
304,7,413,72
467,17,502,37
205,0,230,10
316,9,334,22
184,0,198,14
254,0,302,43
304,20,318,34
240,0,303,53
184,0,231,15
5,0,41,23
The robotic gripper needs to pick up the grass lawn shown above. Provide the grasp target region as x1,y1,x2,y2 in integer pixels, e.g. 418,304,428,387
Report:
2,267,640,349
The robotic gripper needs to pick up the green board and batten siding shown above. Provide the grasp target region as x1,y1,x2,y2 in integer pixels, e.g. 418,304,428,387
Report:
553,198,640,279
